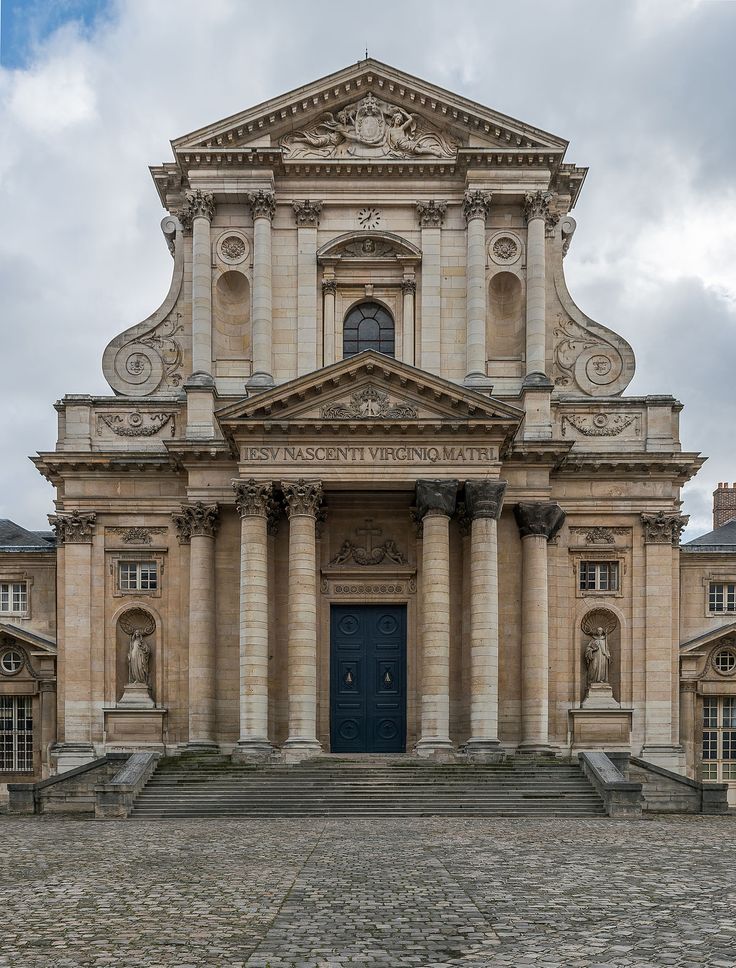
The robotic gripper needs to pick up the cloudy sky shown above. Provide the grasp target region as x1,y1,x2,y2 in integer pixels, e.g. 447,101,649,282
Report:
0,0,734,539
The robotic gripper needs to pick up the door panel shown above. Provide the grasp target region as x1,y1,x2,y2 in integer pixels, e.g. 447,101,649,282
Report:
330,604,406,753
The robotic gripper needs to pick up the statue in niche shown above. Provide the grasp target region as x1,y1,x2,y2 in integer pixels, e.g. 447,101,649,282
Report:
584,627,611,685
119,609,155,686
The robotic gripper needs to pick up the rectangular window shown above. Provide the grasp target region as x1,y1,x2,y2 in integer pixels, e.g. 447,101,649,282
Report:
709,582,736,612
703,697,718,728
0,696,33,772
0,582,28,614
118,561,158,592
701,698,736,786
579,561,619,592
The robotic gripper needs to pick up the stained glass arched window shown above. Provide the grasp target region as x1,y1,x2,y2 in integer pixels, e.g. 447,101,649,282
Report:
343,302,395,358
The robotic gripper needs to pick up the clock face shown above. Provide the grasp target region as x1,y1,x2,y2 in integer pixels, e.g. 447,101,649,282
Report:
358,207,381,230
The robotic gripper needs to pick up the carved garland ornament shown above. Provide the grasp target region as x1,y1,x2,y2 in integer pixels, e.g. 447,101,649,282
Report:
561,414,640,437
569,526,629,545
321,387,417,420
107,527,168,545
282,93,457,160
97,412,175,437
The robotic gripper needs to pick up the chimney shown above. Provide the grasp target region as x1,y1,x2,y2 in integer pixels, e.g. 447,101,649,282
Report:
713,482,736,529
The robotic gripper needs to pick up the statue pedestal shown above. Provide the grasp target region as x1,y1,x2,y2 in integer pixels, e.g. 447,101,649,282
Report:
581,682,620,710
103,705,167,751
570,703,633,754
117,682,155,709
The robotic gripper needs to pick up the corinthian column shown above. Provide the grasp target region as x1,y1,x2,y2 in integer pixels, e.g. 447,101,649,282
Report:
232,479,274,760
172,502,220,750
322,277,337,366
293,200,322,376
282,479,323,759
463,190,491,385
523,191,554,379
513,502,565,753
464,480,507,759
401,277,416,365
415,479,459,758
247,190,276,387
181,189,216,376
416,200,445,374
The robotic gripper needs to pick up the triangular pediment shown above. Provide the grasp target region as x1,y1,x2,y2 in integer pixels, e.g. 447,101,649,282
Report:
217,352,523,437
0,622,57,654
680,623,736,655
173,59,568,161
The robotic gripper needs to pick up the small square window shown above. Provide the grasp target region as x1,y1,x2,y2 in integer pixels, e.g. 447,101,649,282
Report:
709,582,736,613
579,561,619,593
118,562,158,592
0,582,28,614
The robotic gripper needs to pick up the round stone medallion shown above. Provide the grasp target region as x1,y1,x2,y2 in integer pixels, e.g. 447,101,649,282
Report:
217,232,249,265
489,231,522,266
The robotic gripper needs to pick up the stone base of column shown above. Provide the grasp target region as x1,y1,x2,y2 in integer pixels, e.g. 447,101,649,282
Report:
415,738,456,761
463,372,494,392
232,739,276,764
245,371,274,390
516,742,560,757
281,737,322,763
181,741,220,755
464,739,506,763
50,742,97,774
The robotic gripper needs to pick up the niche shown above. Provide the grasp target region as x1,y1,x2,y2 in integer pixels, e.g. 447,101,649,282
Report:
213,270,250,361
116,607,157,704
580,608,621,704
487,271,524,359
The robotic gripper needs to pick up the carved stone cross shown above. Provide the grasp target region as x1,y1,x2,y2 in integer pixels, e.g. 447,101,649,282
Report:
355,519,382,552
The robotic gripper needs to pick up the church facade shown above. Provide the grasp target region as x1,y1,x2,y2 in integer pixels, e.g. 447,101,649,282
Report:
3,61,736,803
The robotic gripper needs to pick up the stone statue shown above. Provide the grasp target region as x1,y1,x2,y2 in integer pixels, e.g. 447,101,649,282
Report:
584,626,611,684
128,629,151,685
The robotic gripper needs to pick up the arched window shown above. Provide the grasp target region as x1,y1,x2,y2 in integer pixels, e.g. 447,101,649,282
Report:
343,302,395,358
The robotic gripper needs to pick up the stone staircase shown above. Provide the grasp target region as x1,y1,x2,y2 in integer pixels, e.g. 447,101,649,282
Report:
129,754,607,819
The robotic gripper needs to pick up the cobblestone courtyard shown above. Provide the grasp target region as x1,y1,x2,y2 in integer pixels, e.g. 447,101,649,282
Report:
0,815,734,967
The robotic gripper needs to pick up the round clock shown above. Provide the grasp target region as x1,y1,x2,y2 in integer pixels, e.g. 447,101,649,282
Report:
358,207,381,230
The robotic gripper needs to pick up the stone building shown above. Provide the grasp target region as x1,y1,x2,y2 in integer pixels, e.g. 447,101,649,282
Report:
2,60,734,804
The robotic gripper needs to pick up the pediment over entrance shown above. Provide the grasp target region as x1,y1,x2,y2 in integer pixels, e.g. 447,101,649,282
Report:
217,351,522,430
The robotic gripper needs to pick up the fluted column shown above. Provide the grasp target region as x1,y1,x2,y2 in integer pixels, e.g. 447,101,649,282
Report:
48,511,97,769
282,479,323,759
465,480,507,759
233,479,273,759
173,502,220,750
322,277,337,366
294,200,322,376
247,190,276,387
514,502,565,753
401,277,416,365
463,190,491,384
181,190,216,376
415,479,458,758
416,200,445,374
523,191,554,378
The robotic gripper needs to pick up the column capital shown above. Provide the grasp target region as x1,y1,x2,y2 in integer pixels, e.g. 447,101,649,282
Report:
523,190,554,223
179,189,215,230
465,480,507,521
415,479,459,520
514,501,565,540
248,189,276,221
48,510,96,544
416,199,447,228
641,511,688,545
233,479,273,518
282,479,323,518
401,278,417,295
463,190,492,224
172,502,219,544
292,199,322,227
322,278,338,295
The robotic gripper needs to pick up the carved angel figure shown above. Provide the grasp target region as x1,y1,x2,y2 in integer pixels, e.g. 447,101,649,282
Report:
119,609,155,686
584,627,611,684
385,109,452,158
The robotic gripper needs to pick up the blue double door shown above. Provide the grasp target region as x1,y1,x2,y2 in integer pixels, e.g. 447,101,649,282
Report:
330,604,407,753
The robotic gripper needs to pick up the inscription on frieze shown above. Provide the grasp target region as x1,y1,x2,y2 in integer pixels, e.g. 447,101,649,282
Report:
242,444,496,464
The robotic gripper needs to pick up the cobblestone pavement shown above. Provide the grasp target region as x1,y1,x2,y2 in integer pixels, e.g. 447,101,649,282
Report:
0,815,734,967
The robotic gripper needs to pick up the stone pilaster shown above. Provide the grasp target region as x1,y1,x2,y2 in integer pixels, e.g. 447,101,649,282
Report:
416,200,446,374
247,189,276,387
463,190,492,386
414,479,459,758
401,277,416,365
282,479,323,759
514,501,566,754
322,276,337,366
293,200,322,376
640,511,688,768
233,480,274,759
48,511,97,769
181,189,216,377
523,191,553,380
464,480,507,760
174,502,220,750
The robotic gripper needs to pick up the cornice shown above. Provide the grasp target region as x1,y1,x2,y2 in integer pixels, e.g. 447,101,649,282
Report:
556,451,704,483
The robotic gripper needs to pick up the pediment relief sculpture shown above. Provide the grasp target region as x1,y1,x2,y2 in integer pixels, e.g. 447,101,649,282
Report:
317,231,421,264
321,387,417,420
282,93,457,160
